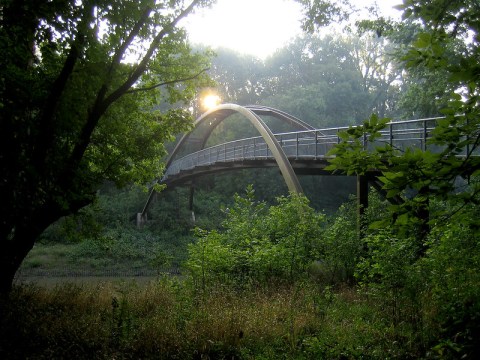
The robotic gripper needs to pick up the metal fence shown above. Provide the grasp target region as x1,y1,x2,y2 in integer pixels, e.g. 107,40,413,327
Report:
163,117,471,181
15,267,181,279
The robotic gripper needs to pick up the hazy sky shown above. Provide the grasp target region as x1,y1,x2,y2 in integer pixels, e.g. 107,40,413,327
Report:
184,0,403,59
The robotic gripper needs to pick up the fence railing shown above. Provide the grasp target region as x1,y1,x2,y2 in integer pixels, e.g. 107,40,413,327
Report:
162,117,466,181
15,267,181,279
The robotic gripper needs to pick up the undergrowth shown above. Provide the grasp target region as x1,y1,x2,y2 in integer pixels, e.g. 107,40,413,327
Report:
0,279,430,359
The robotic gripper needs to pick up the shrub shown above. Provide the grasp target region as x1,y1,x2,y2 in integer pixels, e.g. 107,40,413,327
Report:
186,186,325,287
418,221,480,358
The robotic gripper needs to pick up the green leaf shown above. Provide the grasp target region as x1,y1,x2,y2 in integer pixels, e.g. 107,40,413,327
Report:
414,33,431,48
395,212,409,226
386,189,400,198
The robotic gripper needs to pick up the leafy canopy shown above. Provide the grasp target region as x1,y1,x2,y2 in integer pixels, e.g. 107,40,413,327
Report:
0,0,214,292
325,0,480,237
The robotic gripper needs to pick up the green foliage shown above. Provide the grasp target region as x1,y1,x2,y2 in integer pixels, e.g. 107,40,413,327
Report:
7,1,480,357
326,114,392,176
352,205,480,357
207,30,419,128
0,279,434,359
39,204,104,244
186,186,324,287
295,0,352,33
419,222,480,358
320,17,479,355
315,191,389,285
320,3,480,356
72,228,171,266
0,0,214,292
26,184,194,273
320,199,361,284
263,33,375,127
206,48,266,106
356,230,422,315
327,112,480,238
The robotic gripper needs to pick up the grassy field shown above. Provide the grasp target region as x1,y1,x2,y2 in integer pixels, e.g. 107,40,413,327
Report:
0,278,424,359
2,237,466,360
18,241,180,276
14,275,160,288
20,243,74,270
6,238,417,359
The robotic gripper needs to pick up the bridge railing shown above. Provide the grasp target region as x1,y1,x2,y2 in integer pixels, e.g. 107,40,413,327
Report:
163,117,461,181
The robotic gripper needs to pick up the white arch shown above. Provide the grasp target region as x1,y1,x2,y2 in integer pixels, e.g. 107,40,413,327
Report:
165,104,303,193
139,104,305,222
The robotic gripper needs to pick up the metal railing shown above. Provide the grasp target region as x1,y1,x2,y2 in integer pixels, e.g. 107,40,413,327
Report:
162,117,464,181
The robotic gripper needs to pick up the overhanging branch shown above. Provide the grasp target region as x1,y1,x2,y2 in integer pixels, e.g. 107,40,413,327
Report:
65,0,204,186
104,0,203,108
125,67,210,94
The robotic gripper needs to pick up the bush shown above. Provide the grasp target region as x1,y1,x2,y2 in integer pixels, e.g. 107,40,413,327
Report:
186,186,325,287
418,221,480,358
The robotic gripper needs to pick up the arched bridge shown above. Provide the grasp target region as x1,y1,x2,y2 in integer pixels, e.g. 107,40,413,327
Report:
138,103,444,225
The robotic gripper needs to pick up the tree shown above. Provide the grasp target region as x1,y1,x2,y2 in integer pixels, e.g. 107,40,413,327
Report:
295,0,352,33
263,34,374,127
0,0,214,293
206,47,266,105
297,0,480,236
356,17,462,119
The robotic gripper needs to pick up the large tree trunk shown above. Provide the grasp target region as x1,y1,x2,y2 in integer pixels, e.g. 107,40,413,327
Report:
0,204,65,294
0,228,40,294
0,236,36,294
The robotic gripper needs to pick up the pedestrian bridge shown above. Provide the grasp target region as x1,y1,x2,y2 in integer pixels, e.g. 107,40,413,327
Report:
138,103,445,224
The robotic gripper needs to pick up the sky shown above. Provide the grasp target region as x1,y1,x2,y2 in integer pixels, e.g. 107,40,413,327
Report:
184,0,403,59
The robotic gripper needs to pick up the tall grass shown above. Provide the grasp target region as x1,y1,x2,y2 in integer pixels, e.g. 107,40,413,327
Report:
0,278,428,359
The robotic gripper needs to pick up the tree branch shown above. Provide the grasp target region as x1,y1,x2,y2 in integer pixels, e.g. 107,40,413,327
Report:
34,3,93,171
125,67,210,94
108,6,152,76
104,0,204,108
65,0,204,181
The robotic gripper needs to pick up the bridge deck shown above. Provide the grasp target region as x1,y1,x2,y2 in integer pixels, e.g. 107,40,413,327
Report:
162,158,335,186
162,117,444,186
138,105,476,224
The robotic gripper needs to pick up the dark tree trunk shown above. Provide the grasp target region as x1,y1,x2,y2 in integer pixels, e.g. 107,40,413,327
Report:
0,227,40,294
0,203,65,295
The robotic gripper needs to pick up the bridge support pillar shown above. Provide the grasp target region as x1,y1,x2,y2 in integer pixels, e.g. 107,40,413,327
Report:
189,185,196,224
357,175,369,239
136,212,147,228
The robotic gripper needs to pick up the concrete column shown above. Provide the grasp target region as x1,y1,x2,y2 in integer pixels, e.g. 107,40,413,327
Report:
189,185,196,224
136,212,146,228
357,175,369,239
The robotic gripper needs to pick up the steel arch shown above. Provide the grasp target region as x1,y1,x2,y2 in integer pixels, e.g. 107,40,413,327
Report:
165,103,303,193
165,104,316,168
139,104,305,221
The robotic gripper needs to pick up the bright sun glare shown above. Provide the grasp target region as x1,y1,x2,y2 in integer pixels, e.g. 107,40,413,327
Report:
185,0,401,59
202,94,221,110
